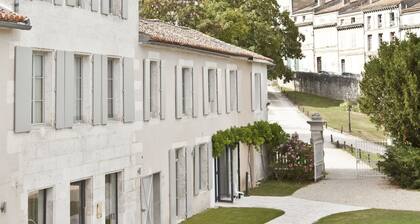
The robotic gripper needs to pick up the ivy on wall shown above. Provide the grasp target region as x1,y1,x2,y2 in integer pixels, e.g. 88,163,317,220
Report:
211,121,289,157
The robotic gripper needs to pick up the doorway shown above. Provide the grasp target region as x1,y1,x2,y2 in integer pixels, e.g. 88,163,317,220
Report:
215,145,240,203
140,173,161,224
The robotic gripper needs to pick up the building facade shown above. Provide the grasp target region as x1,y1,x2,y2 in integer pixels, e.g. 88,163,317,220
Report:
0,1,270,224
282,0,420,75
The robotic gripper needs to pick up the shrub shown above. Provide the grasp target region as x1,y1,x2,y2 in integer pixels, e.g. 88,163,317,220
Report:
379,145,420,189
269,133,314,181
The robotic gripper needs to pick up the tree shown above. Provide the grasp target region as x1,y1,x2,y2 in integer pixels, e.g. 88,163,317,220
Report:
359,34,420,147
140,0,303,81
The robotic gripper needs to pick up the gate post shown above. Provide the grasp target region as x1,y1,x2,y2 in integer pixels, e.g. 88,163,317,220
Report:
307,113,326,181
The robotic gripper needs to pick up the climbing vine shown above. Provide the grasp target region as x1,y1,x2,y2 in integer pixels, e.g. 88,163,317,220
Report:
211,121,289,157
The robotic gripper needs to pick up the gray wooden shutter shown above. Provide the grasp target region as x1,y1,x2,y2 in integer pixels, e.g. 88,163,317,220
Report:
160,61,165,120
101,0,109,15
143,59,151,121
14,47,32,133
122,0,128,19
64,51,75,128
67,0,76,6
168,149,176,224
225,69,231,114
261,73,266,111
217,69,223,115
236,71,241,113
251,72,256,111
101,56,108,124
192,68,198,118
175,66,183,119
54,0,63,6
55,51,66,130
92,54,102,125
123,57,135,123
193,145,200,195
202,67,209,116
91,0,99,11
186,147,193,217
207,142,213,190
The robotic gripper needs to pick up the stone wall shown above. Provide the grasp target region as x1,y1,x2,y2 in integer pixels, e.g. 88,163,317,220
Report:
293,72,360,101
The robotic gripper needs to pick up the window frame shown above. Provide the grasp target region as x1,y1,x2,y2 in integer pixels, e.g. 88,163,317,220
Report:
207,68,218,114
149,59,161,119
105,173,119,224
367,35,372,51
254,73,262,111
32,52,46,125
74,55,83,123
378,14,382,28
181,67,194,117
28,189,49,224
229,70,238,112
70,180,87,224
107,58,114,119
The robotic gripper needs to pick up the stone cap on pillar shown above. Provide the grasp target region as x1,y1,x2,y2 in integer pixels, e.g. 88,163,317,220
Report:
307,113,326,131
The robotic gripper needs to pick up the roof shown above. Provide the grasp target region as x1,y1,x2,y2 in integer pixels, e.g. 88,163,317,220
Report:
0,6,31,30
139,19,273,64
315,0,345,14
293,0,317,12
402,0,420,13
361,0,402,12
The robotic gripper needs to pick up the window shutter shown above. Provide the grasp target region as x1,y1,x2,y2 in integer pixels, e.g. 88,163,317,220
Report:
236,71,241,113
217,69,223,115
91,0,99,11
92,55,102,125
193,146,200,195
14,47,32,133
122,0,128,19
207,142,213,190
143,59,151,121
101,56,108,124
67,0,76,6
186,147,193,217
64,51,75,128
123,57,135,123
101,0,109,15
175,66,183,119
202,67,209,116
192,68,198,118
159,61,165,120
251,72,256,111
56,51,66,130
260,73,266,111
225,69,231,114
54,0,63,6
168,149,177,224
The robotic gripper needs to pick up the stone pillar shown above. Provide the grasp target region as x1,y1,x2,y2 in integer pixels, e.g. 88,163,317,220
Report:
307,113,326,181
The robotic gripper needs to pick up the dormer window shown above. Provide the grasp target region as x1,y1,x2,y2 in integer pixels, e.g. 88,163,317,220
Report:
351,17,355,24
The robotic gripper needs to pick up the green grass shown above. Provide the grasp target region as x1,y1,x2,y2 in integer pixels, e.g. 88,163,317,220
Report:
315,209,420,224
182,207,284,224
282,89,386,142
249,180,310,197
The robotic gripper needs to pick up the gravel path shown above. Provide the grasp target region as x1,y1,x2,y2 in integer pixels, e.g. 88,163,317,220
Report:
268,87,420,211
218,196,365,224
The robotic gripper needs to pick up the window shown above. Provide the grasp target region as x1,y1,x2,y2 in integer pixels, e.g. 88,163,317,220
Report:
108,0,122,16
150,61,161,118
175,148,185,217
351,17,355,24
367,35,372,51
367,16,371,29
198,144,208,190
378,14,382,28
302,16,306,21
254,73,262,111
28,189,52,224
107,59,114,119
316,57,322,72
75,56,82,122
208,69,217,114
340,19,344,25
390,32,396,41
229,70,238,112
378,33,383,44
182,68,193,116
70,180,87,224
390,12,395,26
341,59,345,73
32,54,45,124
105,173,119,224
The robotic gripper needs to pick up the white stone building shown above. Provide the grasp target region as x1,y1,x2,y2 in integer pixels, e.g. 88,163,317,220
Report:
0,1,271,224
282,0,420,75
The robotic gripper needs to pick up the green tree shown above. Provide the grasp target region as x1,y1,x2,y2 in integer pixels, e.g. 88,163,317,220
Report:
140,0,303,81
359,34,420,147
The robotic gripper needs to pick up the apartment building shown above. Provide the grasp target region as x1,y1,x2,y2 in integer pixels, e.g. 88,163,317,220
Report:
282,0,420,75
0,1,271,224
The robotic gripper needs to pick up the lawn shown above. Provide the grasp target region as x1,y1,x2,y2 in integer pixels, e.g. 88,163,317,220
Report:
181,207,284,224
315,209,420,224
249,180,310,197
282,89,386,142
